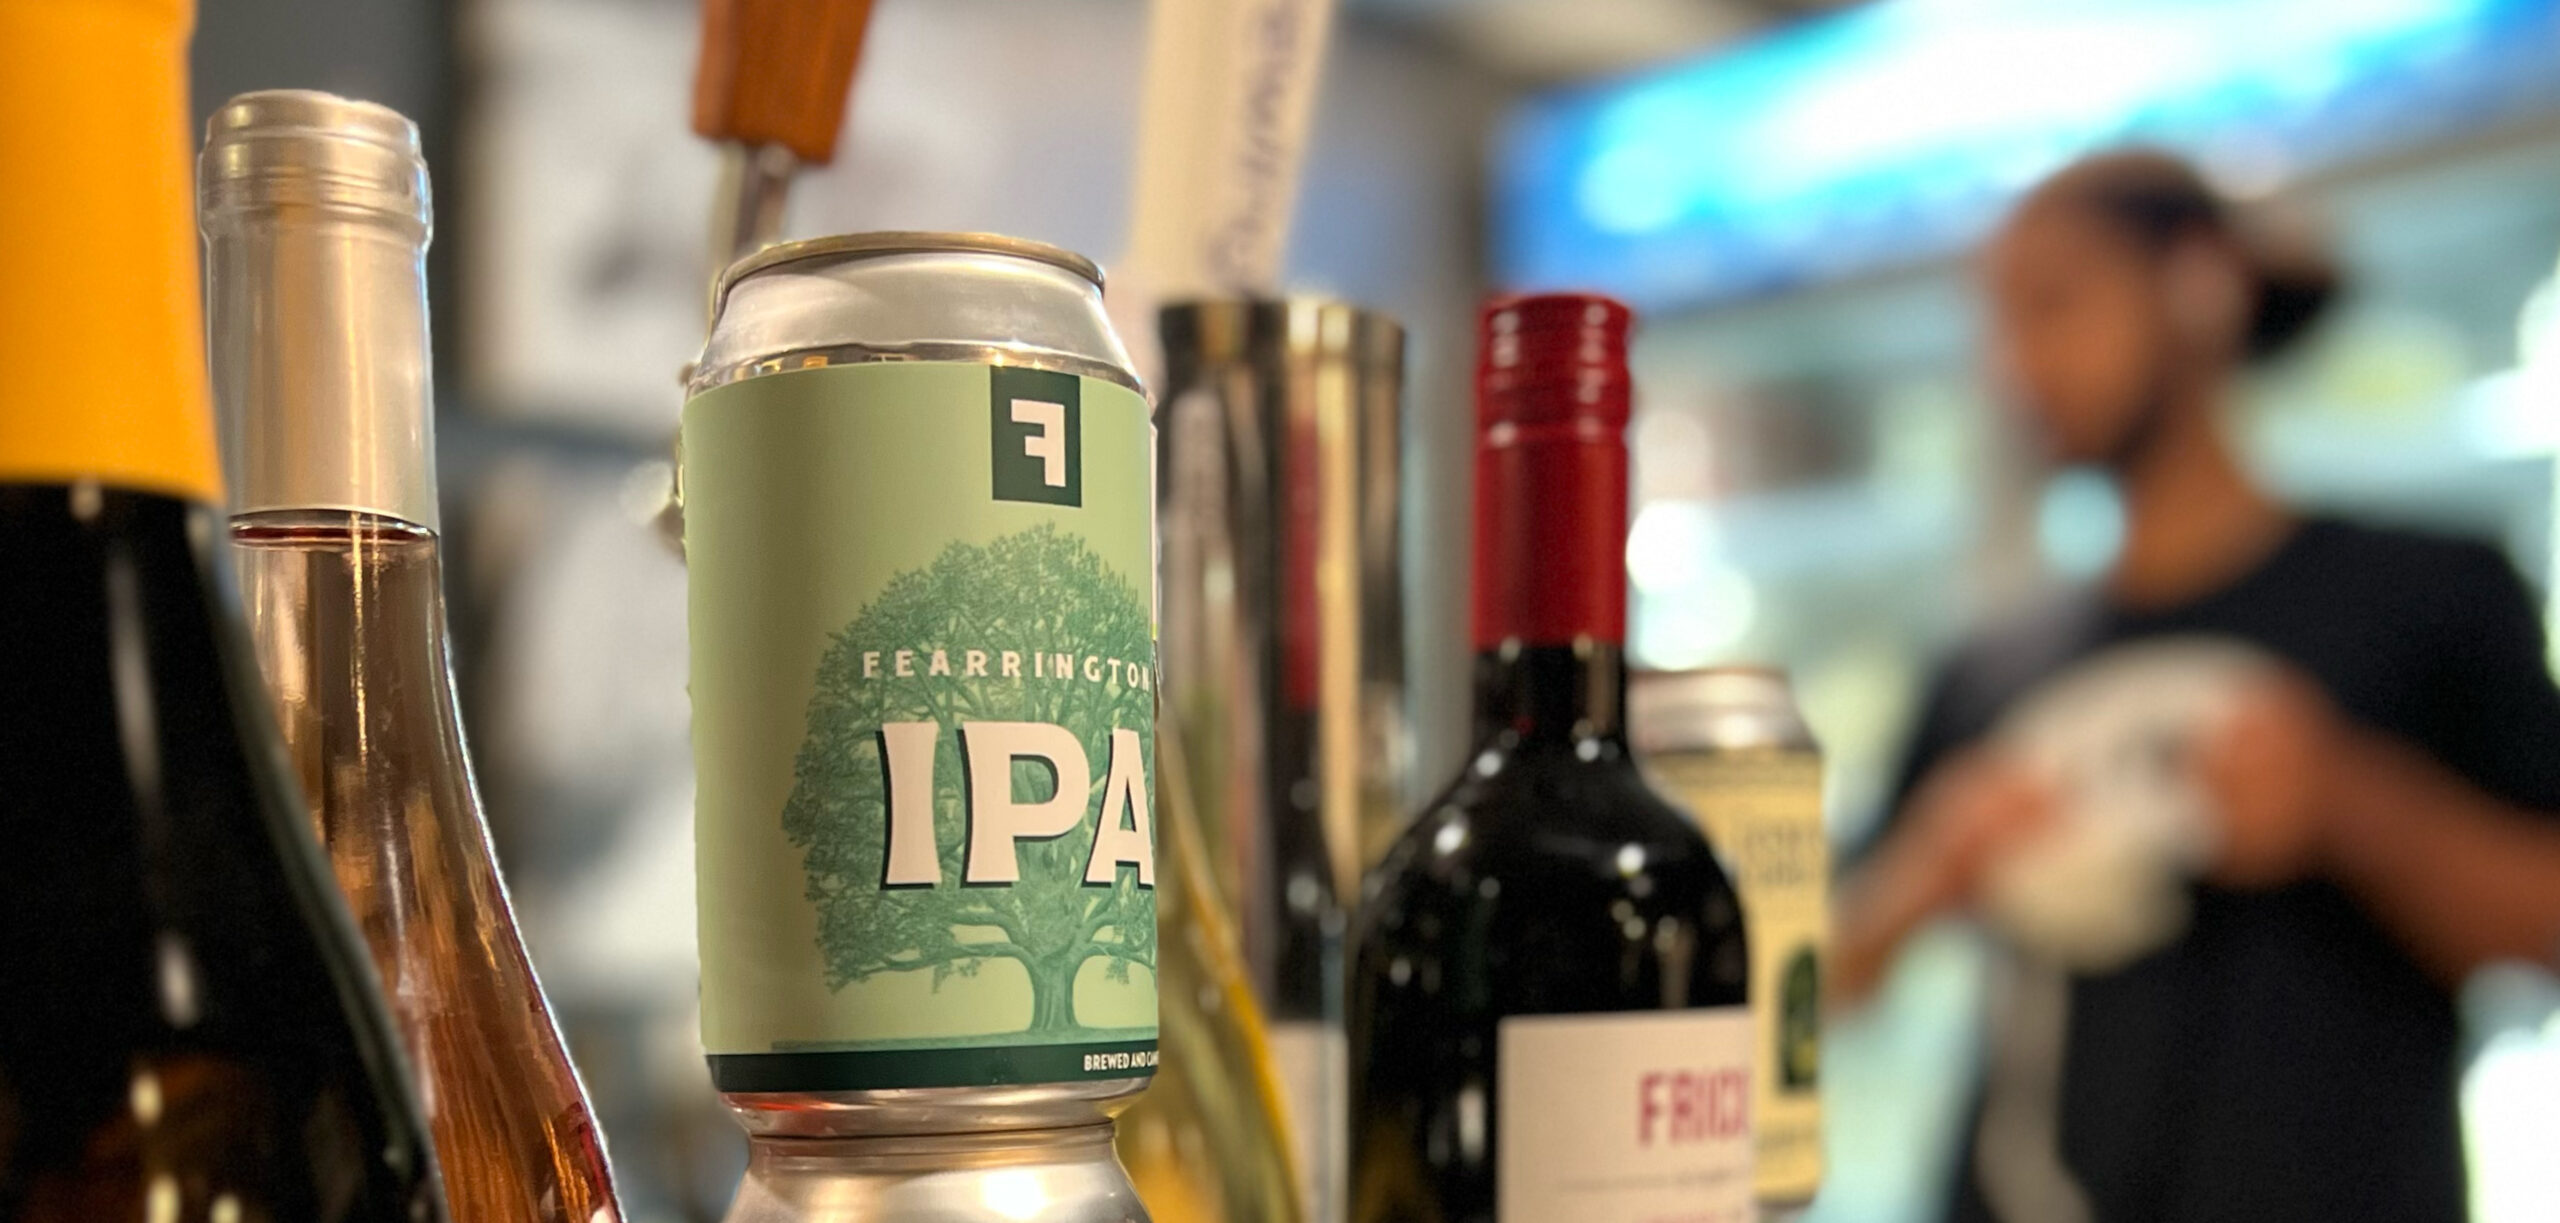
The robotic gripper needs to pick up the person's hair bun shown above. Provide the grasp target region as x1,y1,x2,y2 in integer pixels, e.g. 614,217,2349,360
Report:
2023,148,2343,363
2239,221,2341,361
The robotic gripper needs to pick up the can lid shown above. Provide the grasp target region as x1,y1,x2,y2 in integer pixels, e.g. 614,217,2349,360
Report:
1629,666,1814,753
715,231,1105,316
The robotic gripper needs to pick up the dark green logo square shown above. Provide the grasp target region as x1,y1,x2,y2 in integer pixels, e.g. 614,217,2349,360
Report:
990,367,1081,507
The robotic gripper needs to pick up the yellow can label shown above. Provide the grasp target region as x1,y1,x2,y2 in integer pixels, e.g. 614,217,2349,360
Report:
1651,749,1826,1205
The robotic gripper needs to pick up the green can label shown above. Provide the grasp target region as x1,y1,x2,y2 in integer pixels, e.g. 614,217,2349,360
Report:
683,361,1158,1092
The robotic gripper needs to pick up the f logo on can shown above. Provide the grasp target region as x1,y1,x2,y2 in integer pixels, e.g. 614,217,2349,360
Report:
1012,400,1068,487
991,367,1082,507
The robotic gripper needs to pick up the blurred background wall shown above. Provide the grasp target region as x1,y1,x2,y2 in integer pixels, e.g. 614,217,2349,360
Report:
189,0,2560,1219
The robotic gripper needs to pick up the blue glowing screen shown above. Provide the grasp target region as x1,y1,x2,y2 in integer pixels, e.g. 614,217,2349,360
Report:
1496,0,2560,310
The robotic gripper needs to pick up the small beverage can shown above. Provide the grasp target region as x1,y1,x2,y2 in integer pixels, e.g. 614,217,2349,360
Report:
1631,666,1826,1217
683,233,1159,1136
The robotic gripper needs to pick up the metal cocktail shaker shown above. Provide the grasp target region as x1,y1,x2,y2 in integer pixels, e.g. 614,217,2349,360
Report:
1157,298,1407,1223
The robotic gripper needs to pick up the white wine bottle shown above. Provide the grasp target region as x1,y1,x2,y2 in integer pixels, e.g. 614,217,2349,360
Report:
201,91,625,1223
0,6,447,1220
1117,718,1308,1223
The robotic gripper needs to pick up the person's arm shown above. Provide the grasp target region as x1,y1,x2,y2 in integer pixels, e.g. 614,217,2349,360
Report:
1834,611,2097,1007
2323,730,2560,980
1833,752,2054,1006
2204,541,2560,981
1832,823,1956,1008
2204,679,2560,984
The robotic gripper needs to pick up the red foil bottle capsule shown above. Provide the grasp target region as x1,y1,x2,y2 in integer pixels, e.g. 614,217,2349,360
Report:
1471,292,1634,650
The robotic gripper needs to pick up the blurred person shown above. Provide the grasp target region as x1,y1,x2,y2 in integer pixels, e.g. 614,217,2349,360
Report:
1834,149,2560,1223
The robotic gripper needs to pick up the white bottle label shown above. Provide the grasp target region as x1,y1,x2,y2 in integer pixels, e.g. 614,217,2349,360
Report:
1497,1008,1755,1223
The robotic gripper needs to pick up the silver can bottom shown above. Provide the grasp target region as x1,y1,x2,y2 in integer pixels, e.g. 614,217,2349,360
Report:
724,1080,1150,1139
722,1122,1150,1223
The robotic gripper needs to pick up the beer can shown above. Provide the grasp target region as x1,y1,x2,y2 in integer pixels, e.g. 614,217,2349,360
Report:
1629,667,1826,1216
725,1124,1150,1223
683,233,1159,1136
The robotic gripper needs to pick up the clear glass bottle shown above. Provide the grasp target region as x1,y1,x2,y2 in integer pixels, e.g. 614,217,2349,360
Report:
1117,717,1308,1223
200,90,622,1223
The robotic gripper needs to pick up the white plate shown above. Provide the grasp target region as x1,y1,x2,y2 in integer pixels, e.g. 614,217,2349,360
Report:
1980,637,2275,969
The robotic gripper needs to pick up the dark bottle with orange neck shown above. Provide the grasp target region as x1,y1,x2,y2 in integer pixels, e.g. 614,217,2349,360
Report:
1347,294,1751,1223
0,5,447,1220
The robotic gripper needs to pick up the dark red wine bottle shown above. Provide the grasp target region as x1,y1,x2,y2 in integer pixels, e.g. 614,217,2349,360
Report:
1348,294,1751,1223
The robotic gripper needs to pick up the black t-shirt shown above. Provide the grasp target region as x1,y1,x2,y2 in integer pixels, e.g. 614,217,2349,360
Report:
1885,518,2560,1223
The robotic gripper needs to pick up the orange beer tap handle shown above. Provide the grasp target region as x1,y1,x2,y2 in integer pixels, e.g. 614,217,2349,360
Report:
691,0,876,164
680,0,878,554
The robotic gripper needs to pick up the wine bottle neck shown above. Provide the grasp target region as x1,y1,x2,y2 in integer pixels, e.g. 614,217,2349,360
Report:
1465,297,1638,755
233,512,471,798
200,92,440,531
1470,641,1629,750
1469,297,1632,654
